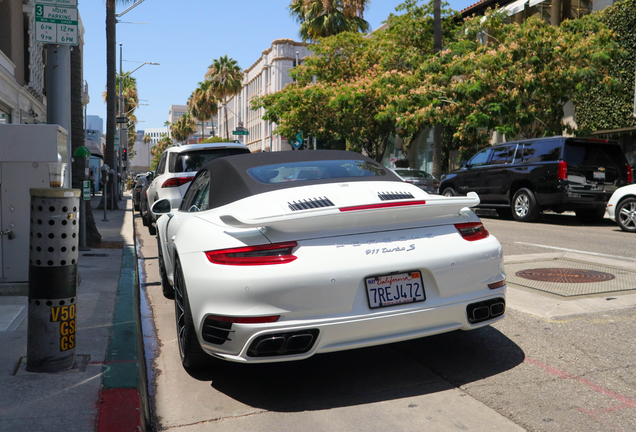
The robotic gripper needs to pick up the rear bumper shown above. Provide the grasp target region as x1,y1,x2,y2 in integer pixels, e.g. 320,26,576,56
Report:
205,293,506,363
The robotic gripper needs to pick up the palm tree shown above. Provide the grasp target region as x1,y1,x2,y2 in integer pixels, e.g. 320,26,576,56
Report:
170,111,197,144
188,81,218,141
103,73,139,151
289,0,371,41
104,0,134,210
205,56,243,139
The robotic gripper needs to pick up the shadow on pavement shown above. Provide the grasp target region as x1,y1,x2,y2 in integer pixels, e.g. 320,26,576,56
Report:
185,325,525,412
475,209,617,228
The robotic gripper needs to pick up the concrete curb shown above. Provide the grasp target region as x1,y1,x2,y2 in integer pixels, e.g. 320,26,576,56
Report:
96,230,149,430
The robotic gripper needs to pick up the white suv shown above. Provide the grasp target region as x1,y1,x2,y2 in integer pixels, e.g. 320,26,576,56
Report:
145,142,249,234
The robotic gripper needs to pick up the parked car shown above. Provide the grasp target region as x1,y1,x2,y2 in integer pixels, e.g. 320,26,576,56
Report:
391,168,440,194
151,150,506,369
606,184,636,232
145,142,250,234
439,136,632,223
132,174,147,212
139,171,154,229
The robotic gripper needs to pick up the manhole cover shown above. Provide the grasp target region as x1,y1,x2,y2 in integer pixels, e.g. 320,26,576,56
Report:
516,268,615,284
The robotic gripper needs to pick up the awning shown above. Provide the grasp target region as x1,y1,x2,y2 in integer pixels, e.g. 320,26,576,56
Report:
503,0,528,15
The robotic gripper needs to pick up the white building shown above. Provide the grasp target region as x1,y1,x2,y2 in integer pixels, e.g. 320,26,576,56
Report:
143,127,169,144
169,103,218,141
217,39,312,152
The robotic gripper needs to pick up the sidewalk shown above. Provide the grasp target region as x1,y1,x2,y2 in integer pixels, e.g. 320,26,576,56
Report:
0,192,146,431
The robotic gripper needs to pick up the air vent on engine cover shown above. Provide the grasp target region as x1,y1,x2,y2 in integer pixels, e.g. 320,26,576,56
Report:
378,191,415,201
288,197,335,211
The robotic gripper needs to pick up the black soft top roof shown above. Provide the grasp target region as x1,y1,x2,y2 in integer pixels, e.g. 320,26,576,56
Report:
199,150,403,209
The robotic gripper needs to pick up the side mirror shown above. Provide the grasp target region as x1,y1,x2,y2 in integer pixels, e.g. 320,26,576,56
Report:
151,198,172,215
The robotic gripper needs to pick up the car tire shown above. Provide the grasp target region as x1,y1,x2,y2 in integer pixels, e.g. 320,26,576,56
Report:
512,188,540,222
615,198,636,232
141,209,149,227
174,258,209,368
134,202,140,212
575,207,606,224
157,235,174,299
442,187,456,197
148,219,157,236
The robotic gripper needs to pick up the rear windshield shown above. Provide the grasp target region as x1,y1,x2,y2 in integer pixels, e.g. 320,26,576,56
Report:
247,160,387,184
170,148,250,173
395,169,433,178
564,141,627,167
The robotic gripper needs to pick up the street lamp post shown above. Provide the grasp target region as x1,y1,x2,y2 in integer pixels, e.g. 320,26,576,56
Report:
117,43,159,197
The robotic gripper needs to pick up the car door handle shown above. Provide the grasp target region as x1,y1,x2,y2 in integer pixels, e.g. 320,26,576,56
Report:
171,236,175,243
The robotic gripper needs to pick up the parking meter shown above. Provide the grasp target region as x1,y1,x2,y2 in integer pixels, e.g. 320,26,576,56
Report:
100,164,110,186
73,146,91,180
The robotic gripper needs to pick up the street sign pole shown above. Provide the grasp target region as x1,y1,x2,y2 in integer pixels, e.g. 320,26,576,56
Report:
46,44,72,187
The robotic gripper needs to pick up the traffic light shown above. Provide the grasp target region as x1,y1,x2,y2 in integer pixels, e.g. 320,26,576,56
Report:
122,148,128,161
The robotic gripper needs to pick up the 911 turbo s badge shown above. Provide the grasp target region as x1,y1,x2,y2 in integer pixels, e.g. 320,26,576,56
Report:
366,244,415,255
335,234,431,252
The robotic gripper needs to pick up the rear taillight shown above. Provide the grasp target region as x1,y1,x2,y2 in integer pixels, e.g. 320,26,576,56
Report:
557,161,567,181
627,164,633,184
205,314,280,324
455,222,489,241
205,241,298,266
162,176,193,188
340,200,427,212
488,280,506,289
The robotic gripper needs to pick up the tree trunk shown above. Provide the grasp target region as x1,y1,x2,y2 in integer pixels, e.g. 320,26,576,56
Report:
224,97,230,139
432,0,444,178
99,0,118,210
70,41,101,245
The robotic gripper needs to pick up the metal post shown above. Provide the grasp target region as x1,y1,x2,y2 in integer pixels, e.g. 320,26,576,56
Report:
46,44,72,188
101,164,110,222
27,188,80,373
118,44,124,201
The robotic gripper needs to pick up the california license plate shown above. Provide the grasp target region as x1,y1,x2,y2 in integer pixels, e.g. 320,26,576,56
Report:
593,171,606,180
365,271,425,309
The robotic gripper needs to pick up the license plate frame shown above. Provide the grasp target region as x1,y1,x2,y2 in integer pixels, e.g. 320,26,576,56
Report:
365,271,426,309
593,171,606,180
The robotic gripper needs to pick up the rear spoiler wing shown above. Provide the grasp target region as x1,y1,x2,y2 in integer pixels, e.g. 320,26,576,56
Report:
219,192,480,232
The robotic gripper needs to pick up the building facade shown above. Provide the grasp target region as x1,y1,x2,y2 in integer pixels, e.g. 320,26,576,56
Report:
217,39,312,152
143,127,169,144
0,0,47,124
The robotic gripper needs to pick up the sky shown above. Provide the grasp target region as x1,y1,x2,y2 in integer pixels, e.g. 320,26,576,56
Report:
80,0,476,131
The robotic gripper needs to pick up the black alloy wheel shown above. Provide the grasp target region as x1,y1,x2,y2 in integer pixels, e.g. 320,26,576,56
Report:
616,197,636,232
157,235,174,299
442,187,456,197
512,188,540,222
174,258,209,368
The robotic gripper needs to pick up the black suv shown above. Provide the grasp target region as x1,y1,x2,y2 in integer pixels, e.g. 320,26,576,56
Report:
439,136,633,222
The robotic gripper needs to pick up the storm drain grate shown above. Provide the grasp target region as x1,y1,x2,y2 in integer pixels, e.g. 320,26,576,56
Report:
505,259,636,297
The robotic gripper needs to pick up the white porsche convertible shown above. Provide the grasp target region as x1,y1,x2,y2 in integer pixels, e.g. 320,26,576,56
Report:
152,150,506,368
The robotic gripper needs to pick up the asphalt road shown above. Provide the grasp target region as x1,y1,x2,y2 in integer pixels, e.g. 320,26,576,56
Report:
135,209,636,432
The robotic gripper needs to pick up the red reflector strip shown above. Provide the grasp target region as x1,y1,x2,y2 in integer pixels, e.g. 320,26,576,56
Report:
205,241,298,266
455,222,489,241
339,200,427,212
627,164,632,184
205,314,280,324
488,280,506,289
162,176,194,188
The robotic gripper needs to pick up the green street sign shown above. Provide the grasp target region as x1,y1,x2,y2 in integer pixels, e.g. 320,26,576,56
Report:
82,180,91,201
34,4,78,45
233,130,249,136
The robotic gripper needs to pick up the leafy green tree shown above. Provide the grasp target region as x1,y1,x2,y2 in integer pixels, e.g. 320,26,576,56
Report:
205,56,243,139
188,81,218,140
388,10,624,156
201,136,230,143
289,0,371,41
